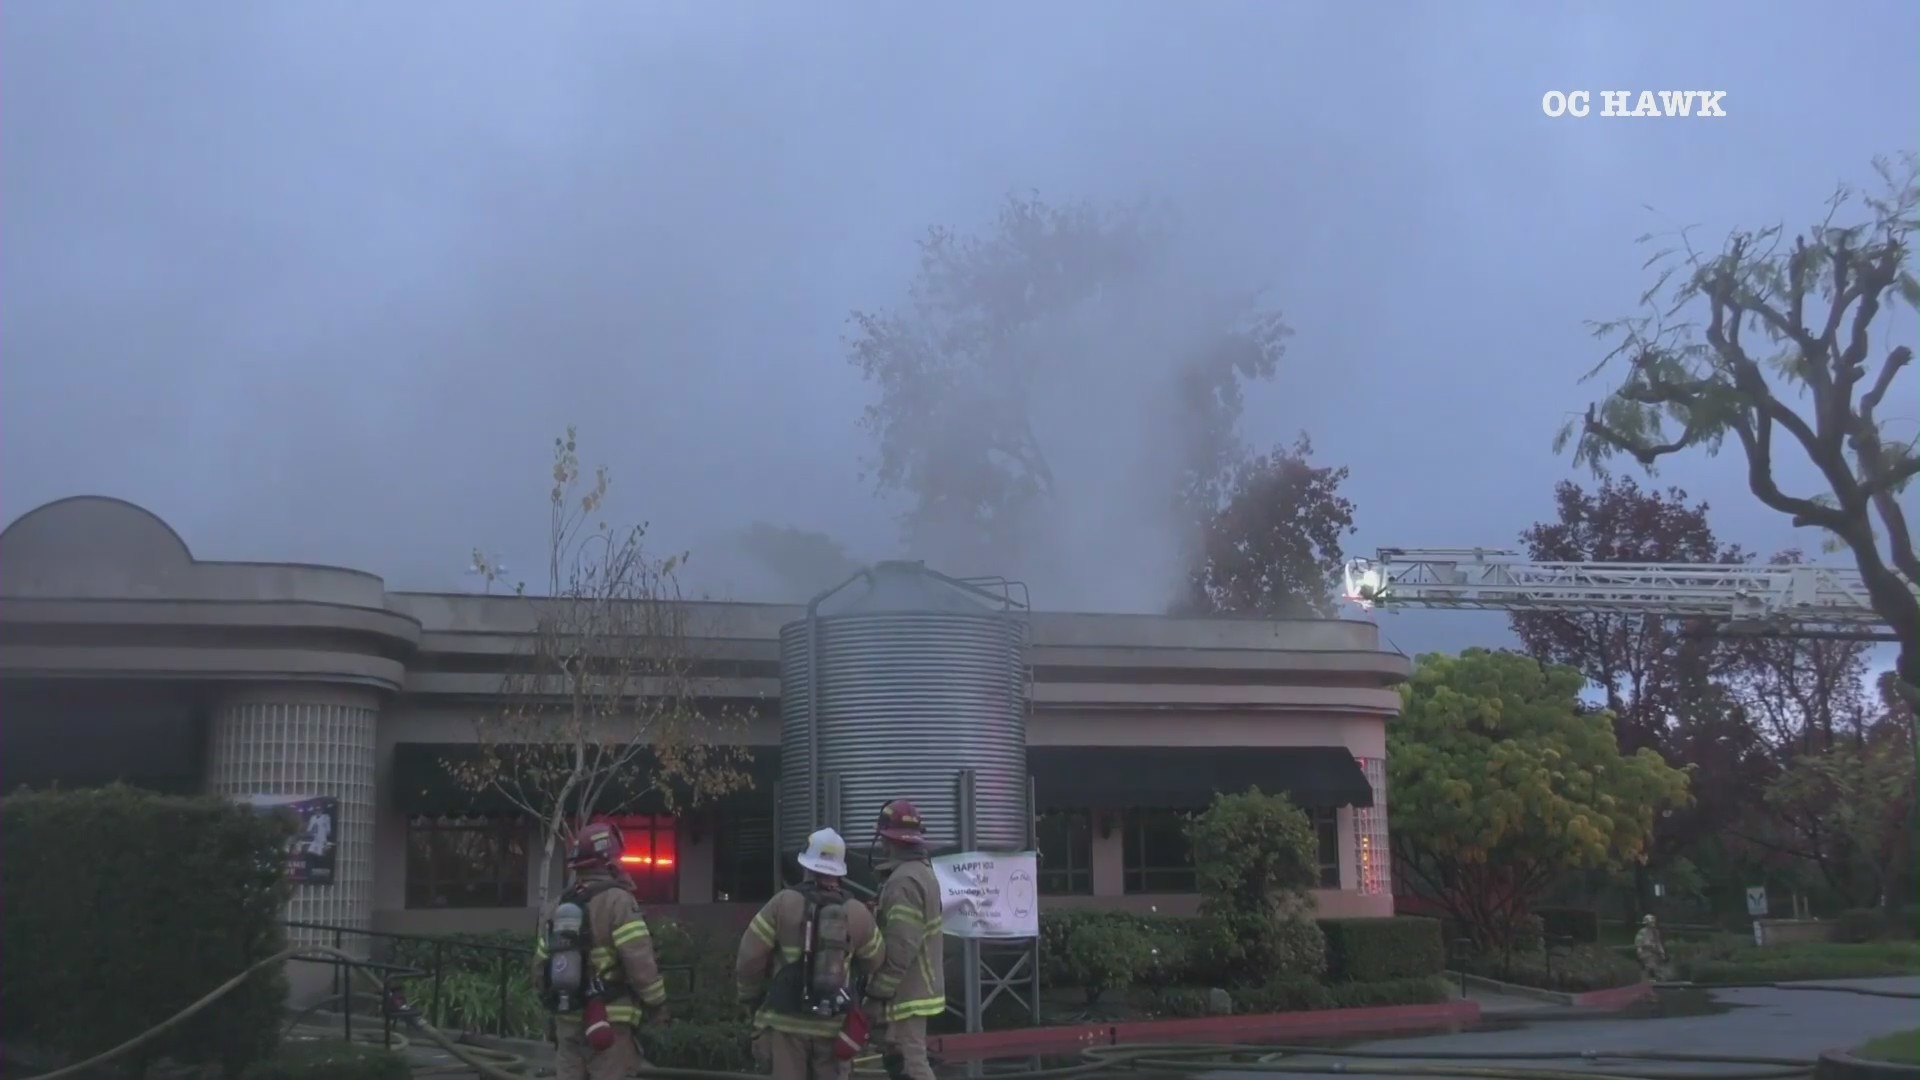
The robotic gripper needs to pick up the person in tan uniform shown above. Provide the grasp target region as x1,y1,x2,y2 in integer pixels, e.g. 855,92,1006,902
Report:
862,799,945,1080
533,822,670,1080
1634,914,1669,981
735,828,885,1080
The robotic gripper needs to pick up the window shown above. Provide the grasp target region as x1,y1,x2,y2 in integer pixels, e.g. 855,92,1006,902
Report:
712,813,776,903
405,817,528,909
1121,808,1195,893
1311,807,1341,889
597,814,679,904
1035,810,1093,896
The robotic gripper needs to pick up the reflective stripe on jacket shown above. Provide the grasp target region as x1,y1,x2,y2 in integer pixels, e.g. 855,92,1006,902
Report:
735,886,884,1036
532,870,669,1017
866,859,946,1021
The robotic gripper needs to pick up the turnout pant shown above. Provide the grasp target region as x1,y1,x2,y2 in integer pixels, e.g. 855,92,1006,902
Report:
554,1020,642,1080
877,1017,935,1080
755,1029,847,1080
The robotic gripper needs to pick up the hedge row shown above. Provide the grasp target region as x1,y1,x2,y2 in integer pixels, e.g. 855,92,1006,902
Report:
1038,910,1447,990
1,786,296,1077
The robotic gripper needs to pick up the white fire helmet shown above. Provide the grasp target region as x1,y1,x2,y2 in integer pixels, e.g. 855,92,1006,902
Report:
796,828,850,878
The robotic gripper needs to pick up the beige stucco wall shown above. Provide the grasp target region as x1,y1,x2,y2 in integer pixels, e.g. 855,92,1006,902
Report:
2,495,1408,938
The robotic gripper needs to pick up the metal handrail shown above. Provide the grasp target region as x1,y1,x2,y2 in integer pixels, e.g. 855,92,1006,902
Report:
283,919,699,1039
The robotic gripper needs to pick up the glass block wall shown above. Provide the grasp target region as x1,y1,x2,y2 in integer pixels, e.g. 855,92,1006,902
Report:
1351,755,1392,896
206,697,378,951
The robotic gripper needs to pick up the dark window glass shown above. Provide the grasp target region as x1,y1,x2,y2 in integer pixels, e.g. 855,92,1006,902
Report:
1121,808,1195,894
598,815,679,904
1035,810,1093,896
1311,807,1341,889
404,817,529,909
712,813,776,903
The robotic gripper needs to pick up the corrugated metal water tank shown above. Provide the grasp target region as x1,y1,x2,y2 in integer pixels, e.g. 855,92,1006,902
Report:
778,561,1030,854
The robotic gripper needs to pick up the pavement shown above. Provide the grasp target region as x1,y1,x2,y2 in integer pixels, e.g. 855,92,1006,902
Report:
1207,977,1920,1079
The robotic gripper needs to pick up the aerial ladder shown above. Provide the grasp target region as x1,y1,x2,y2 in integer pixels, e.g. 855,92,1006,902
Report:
1343,548,1914,643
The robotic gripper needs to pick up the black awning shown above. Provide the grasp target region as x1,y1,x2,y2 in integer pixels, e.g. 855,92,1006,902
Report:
1028,746,1374,812
390,743,780,819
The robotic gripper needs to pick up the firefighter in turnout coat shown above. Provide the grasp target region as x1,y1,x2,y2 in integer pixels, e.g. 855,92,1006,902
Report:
735,828,885,1080
533,822,670,1080
862,800,945,1080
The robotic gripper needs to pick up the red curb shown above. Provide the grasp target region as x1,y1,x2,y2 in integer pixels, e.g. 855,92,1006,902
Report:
1571,981,1655,1010
928,1001,1483,1059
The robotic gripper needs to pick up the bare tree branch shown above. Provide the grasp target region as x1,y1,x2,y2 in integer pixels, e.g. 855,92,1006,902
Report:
446,427,752,909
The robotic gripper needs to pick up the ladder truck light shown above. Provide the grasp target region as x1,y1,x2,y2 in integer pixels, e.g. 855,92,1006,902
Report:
1343,559,1390,610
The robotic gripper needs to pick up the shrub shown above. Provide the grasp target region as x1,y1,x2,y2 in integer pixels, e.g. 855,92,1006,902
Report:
641,1021,755,1071
242,1041,412,1080
383,917,744,1036
383,932,543,1038
1534,907,1601,945
1061,919,1155,1005
1227,975,1450,1015
1320,918,1445,982
1189,911,1328,987
1834,908,1891,944
1464,944,1643,992
1,786,294,1078
650,919,749,1024
1671,938,1920,984
1325,976,1450,1009
1514,914,1547,955
1040,911,1197,988
1233,976,1332,1014
1186,789,1325,986
1142,987,1213,1018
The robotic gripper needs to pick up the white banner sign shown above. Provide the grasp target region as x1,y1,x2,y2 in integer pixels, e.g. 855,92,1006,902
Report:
932,851,1039,939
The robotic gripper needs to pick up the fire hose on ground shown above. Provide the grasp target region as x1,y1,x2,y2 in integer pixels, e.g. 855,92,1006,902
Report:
12,946,1917,1080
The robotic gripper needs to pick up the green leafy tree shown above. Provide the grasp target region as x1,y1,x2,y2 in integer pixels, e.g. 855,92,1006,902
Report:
1561,156,1920,703
1185,788,1328,984
1763,728,1920,910
453,428,752,909
1390,649,1692,950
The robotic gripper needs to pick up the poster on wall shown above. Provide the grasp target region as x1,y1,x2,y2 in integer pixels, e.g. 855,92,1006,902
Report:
242,794,338,885
931,851,1039,939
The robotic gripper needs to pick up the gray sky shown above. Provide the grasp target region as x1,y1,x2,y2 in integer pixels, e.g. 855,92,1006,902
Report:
3,1,1915,659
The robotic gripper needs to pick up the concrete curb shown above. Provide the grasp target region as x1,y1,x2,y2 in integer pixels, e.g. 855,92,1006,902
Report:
1815,1050,1920,1080
1447,972,1654,1010
927,1001,1483,1058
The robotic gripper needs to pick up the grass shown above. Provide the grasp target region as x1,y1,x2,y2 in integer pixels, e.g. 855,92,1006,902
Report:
1671,935,1920,985
1854,1030,1919,1065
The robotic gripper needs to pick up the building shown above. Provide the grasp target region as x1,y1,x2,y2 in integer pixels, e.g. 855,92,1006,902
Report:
0,496,1406,944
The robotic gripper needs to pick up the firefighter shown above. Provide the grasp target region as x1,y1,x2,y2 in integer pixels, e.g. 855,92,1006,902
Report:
862,799,945,1080
532,822,670,1080
1634,914,1669,981
735,828,885,1080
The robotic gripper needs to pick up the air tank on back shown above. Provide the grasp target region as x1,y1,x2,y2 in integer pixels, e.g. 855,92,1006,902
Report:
778,561,1030,856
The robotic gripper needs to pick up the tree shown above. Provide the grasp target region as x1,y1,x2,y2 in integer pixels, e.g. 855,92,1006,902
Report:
451,428,752,908
1562,155,1920,701
1184,788,1328,985
1763,728,1919,910
1510,478,1751,915
1727,551,1877,756
1511,477,1743,756
1181,435,1357,617
1389,648,1691,950
848,191,1287,581
734,522,864,602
